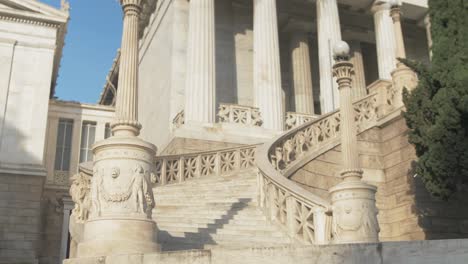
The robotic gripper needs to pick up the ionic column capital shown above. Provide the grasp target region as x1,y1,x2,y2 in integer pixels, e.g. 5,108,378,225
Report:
390,5,402,23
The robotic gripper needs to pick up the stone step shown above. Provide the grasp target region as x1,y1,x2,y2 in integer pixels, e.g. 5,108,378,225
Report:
154,183,257,192
158,226,287,237
154,216,269,226
155,200,257,207
156,222,278,232
154,189,257,197
154,203,260,212
157,231,293,244
153,210,265,220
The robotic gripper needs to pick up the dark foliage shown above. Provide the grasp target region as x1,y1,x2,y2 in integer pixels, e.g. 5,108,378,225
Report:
402,0,468,200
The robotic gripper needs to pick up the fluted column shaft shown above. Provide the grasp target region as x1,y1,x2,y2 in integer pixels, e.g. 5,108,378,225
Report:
253,0,284,130
390,6,406,62
372,1,396,80
290,33,315,114
334,61,359,176
185,0,216,124
317,0,342,113
113,0,142,136
350,41,367,100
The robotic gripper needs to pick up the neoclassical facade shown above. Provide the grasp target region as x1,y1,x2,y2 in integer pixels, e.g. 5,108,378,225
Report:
3,0,468,264
100,0,430,150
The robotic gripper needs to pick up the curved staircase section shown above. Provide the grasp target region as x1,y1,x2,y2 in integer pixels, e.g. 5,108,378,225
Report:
255,89,390,245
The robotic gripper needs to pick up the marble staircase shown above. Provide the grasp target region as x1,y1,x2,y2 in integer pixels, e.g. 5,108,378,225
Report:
152,169,295,251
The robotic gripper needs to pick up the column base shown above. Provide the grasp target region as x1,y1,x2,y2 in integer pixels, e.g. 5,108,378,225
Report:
329,180,380,244
77,217,160,257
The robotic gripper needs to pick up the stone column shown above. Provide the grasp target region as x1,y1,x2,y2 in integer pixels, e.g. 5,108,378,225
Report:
59,197,74,263
185,0,216,124
253,0,285,131
371,1,397,80
424,15,433,59
349,41,367,100
290,32,315,114
389,1,418,108
76,0,159,258
329,41,380,244
316,0,342,113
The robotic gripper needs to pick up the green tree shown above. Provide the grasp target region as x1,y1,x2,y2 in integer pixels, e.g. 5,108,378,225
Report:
402,0,468,200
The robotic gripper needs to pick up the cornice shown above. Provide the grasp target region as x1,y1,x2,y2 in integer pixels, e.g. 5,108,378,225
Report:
50,99,116,112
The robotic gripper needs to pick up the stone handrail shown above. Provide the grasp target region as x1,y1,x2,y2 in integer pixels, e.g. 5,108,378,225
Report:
285,112,319,130
151,145,258,186
218,103,263,127
255,92,380,245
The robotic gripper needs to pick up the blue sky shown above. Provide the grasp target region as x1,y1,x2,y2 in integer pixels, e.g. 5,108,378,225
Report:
42,0,123,103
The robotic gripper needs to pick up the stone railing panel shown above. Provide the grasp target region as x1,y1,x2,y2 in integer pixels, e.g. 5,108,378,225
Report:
218,103,262,127
152,145,258,186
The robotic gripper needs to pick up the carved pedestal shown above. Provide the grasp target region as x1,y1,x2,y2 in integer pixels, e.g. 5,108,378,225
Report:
391,64,418,108
76,136,159,257
329,169,379,244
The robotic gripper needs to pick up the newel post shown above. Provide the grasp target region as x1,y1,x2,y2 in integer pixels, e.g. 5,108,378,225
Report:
329,41,380,244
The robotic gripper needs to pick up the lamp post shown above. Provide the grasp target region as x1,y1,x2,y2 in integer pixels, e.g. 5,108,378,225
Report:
389,0,418,108
75,0,160,257
329,41,380,244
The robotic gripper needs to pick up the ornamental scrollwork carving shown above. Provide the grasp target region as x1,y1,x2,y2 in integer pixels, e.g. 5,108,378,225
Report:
331,199,379,242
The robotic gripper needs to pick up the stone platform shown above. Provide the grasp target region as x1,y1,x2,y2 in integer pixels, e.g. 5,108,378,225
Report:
65,238,468,264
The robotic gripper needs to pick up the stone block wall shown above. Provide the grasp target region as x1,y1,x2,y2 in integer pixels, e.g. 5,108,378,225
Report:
0,174,44,264
290,115,468,241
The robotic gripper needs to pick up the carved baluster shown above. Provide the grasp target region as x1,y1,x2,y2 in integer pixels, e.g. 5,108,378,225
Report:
257,171,265,208
196,155,202,178
229,105,234,123
234,149,241,172
286,196,297,238
161,159,167,186
215,152,221,176
269,186,278,222
313,207,329,245
178,156,185,183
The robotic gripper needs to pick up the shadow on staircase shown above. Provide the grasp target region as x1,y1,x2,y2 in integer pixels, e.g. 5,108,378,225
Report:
157,198,253,251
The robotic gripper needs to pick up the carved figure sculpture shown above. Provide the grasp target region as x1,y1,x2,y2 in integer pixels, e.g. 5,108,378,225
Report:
217,105,230,122
283,138,295,164
69,172,92,223
132,165,155,216
251,110,263,126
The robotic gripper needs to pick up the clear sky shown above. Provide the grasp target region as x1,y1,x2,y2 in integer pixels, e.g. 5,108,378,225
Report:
42,0,123,104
